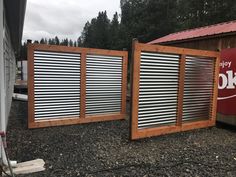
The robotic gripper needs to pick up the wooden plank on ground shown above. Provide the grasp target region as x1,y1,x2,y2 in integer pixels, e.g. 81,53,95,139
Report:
4,159,45,176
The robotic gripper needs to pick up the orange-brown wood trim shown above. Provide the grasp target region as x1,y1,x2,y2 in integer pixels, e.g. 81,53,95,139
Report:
80,52,86,119
86,48,127,57
129,39,136,139
176,54,186,126
210,55,220,121
130,40,141,140
28,43,127,57
27,44,35,128
131,120,215,140
136,43,219,58
28,44,128,129
28,113,125,129
121,53,128,115
130,42,220,140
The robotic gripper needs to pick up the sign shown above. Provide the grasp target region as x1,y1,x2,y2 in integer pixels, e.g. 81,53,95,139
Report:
218,48,236,115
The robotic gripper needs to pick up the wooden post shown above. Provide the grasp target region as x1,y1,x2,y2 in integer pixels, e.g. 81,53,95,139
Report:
80,51,87,119
121,52,128,116
210,54,220,124
130,39,141,140
176,54,186,126
27,44,35,128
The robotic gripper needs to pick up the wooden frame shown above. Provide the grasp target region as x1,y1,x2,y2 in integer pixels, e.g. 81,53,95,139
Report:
131,41,220,140
28,44,128,128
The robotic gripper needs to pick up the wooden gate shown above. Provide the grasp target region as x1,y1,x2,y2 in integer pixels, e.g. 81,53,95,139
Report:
28,44,127,128
130,41,220,140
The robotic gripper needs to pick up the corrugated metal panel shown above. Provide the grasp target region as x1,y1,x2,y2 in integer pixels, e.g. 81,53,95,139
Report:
183,56,215,122
34,51,81,120
86,54,122,115
138,52,180,129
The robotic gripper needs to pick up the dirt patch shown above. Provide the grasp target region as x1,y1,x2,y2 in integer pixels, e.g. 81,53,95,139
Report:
6,101,236,176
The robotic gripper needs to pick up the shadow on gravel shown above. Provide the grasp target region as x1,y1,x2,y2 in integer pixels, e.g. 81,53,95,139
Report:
216,122,236,133
6,101,236,177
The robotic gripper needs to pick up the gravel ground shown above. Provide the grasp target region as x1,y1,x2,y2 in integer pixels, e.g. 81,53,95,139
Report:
6,100,236,177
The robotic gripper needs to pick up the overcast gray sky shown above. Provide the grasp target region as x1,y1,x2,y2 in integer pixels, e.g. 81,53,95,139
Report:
22,0,121,42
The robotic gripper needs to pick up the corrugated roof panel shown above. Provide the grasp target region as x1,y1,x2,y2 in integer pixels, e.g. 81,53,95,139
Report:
148,20,236,44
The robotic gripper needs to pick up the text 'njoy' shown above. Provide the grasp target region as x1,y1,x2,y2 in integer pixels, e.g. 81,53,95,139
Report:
219,60,236,89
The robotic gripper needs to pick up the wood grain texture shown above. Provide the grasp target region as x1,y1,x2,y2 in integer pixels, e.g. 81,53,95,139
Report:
27,43,127,57
136,43,219,58
131,120,215,140
80,52,86,119
176,54,186,126
121,53,128,115
28,44,128,128
27,44,35,128
130,42,220,140
210,55,220,122
130,40,141,140
29,113,125,129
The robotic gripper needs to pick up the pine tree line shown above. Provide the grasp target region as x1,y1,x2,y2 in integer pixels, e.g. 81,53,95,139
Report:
78,0,236,51
34,36,78,47
21,0,236,60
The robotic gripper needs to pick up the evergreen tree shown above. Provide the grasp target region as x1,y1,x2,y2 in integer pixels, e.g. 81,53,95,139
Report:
55,36,60,45
69,39,73,47
110,12,121,49
48,38,52,45
176,0,236,31
60,38,69,46
73,41,77,47
80,11,111,49
21,0,236,62
40,38,45,44
77,37,83,47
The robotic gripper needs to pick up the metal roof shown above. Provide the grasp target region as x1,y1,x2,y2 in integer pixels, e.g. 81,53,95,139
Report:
148,20,236,44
